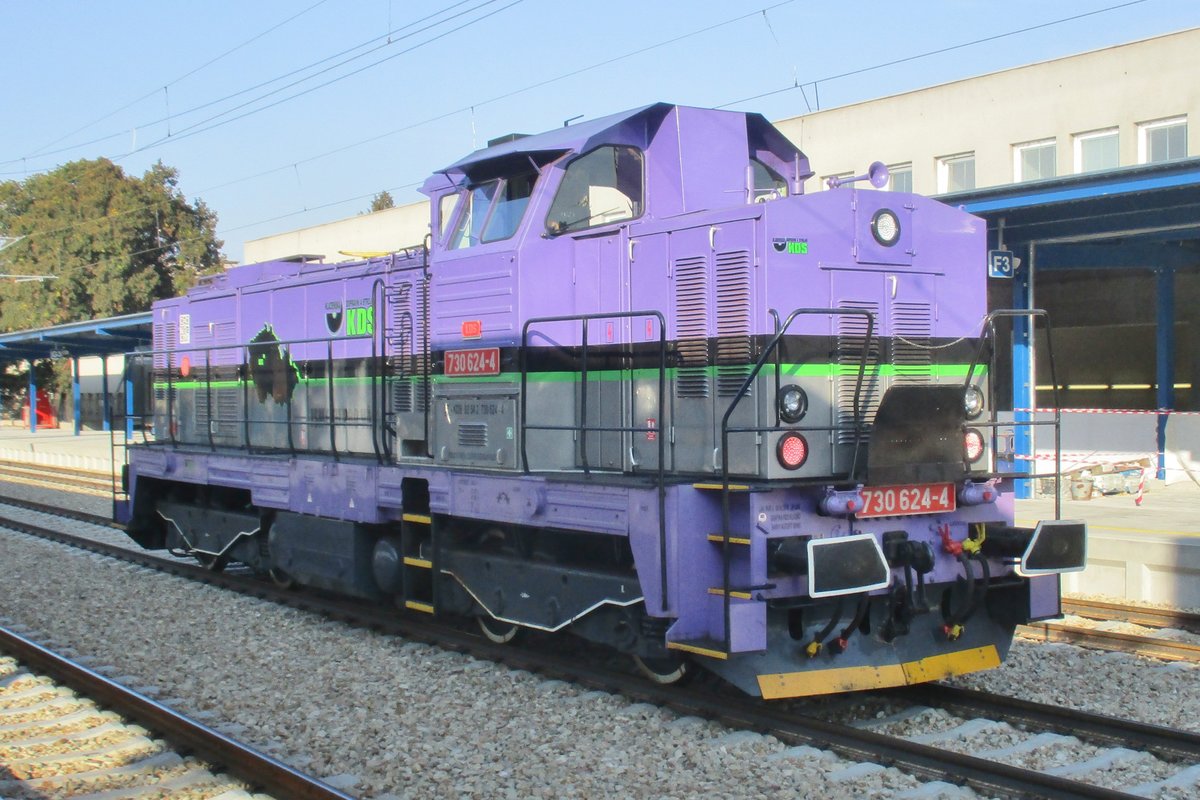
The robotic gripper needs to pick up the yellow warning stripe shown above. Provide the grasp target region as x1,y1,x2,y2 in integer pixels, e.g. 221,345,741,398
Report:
405,600,435,614
403,513,432,525
667,640,729,660
707,587,753,599
706,534,751,546
756,644,1001,699
403,556,432,569
692,482,751,492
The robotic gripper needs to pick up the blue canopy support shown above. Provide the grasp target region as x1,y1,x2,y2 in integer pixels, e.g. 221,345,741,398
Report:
1156,267,1176,479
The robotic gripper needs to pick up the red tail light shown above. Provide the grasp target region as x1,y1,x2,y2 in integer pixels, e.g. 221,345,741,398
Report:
777,432,809,470
964,428,985,463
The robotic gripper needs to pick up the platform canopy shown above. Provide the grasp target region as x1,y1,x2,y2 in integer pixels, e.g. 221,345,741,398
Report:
0,311,152,364
941,157,1200,491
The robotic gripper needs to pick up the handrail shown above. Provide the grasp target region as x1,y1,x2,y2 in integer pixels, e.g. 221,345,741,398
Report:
137,331,380,459
520,310,670,611
965,308,1063,518
716,307,876,654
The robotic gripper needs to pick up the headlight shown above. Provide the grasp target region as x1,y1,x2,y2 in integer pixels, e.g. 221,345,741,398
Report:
871,209,900,246
778,384,808,423
964,385,985,419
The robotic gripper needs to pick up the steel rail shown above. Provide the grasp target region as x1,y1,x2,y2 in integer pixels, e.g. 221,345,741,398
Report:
0,624,355,800
1020,620,1200,662
0,501,1160,800
905,683,1200,762
1062,597,1200,635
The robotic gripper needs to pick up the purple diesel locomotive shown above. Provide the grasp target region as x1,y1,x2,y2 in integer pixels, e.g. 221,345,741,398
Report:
118,103,1085,698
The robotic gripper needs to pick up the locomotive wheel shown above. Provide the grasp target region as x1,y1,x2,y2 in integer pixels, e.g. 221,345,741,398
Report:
633,654,691,685
195,552,227,573
477,615,522,644
269,566,295,589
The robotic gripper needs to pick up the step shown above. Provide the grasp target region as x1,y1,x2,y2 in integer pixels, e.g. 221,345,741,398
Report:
706,534,751,546
666,638,729,660
403,556,432,569
706,587,753,599
692,482,752,492
402,512,432,525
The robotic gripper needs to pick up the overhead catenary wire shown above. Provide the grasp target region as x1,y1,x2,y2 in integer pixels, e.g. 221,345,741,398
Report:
717,0,1150,110
0,0,509,171
1,0,1154,263
12,0,334,163
1,1,794,250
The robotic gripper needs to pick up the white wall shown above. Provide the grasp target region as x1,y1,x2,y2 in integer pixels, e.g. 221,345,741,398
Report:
243,201,430,264
775,28,1200,194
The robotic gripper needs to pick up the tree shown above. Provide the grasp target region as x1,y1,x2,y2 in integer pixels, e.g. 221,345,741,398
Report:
0,158,224,332
368,190,395,213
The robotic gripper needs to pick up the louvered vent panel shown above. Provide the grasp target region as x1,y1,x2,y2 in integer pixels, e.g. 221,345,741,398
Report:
212,321,238,365
674,256,710,398
458,423,488,448
388,280,428,414
835,302,881,445
214,388,241,439
892,302,933,384
714,251,752,397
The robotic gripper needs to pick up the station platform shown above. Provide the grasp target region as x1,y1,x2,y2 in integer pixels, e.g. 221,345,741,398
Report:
0,428,1194,608
0,428,117,474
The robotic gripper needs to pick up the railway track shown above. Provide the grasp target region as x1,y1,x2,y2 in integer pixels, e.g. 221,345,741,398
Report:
0,625,354,799
0,458,115,495
1,498,1197,798
1017,598,1200,663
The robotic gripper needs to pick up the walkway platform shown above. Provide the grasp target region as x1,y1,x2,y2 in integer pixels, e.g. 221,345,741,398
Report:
0,428,117,475
0,427,1194,607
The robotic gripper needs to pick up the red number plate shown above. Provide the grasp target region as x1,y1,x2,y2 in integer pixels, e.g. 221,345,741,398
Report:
444,347,500,377
859,483,956,518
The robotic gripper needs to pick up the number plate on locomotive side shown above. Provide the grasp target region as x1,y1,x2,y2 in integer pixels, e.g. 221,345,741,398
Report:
859,483,955,518
444,347,501,377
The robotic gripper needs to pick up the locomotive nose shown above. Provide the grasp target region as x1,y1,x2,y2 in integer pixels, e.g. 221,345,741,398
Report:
983,520,1088,576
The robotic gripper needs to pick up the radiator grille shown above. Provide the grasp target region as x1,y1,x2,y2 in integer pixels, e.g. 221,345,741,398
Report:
892,302,933,384
714,251,752,397
835,302,881,445
674,256,709,398
458,423,488,448
389,280,428,414
212,321,239,365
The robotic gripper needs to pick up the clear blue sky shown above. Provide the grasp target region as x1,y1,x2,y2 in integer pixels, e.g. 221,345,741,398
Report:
2,0,1196,262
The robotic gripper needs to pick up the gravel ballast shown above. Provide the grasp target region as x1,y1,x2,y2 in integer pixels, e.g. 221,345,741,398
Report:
1,483,1198,797
1,531,937,799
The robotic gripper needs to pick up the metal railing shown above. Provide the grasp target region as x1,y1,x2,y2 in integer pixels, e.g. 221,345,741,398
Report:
714,307,876,653
519,310,670,609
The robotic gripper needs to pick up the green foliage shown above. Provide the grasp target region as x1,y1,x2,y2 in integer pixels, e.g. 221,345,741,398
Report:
0,158,225,332
368,190,395,213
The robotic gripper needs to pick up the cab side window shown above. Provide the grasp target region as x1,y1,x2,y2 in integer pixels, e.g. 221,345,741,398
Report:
546,145,643,235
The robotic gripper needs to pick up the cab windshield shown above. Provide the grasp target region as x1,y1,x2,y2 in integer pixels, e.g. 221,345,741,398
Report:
447,168,538,249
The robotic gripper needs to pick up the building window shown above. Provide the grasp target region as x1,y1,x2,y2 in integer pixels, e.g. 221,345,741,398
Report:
1139,116,1187,163
1014,139,1056,182
888,163,912,193
1074,128,1119,173
937,153,975,193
